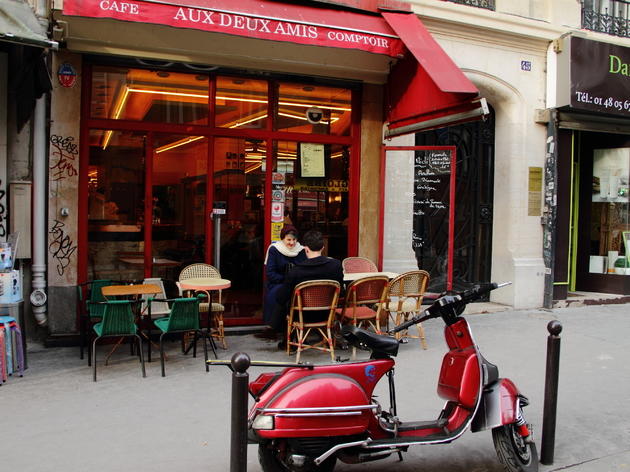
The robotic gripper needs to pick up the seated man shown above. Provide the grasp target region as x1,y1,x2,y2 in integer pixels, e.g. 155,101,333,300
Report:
269,230,344,345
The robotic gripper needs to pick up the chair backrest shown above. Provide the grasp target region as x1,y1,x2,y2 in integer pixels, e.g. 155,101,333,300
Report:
387,270,430,310
291,280,340,324
90,279,113,303
99,301,137,336
179,263,221,280
342,257,378,274
344,275,389,308
141,278,170,317
87,280,114,317
164,298,200,332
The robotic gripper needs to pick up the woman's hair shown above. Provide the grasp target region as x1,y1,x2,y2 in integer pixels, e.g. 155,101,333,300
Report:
280,225,298,240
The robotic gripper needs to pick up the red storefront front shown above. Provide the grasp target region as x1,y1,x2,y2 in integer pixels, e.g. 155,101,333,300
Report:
47,0,485,329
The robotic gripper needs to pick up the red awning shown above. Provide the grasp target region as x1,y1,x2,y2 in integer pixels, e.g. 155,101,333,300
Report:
62,0,406,57
382,11,488,138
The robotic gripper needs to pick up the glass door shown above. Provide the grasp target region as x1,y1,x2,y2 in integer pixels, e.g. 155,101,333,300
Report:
214,137,266,322
151,134,209,280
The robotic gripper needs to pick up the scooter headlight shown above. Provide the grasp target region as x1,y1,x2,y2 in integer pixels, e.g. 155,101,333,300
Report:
252,414,275,430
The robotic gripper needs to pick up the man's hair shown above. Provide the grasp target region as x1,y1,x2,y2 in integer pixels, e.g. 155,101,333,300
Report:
302,230,324,252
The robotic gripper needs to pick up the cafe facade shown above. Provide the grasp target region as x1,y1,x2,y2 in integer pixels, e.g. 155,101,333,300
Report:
42,0,570,335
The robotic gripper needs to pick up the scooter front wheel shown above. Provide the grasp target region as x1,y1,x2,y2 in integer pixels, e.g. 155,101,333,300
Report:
492,424,538,472
259,440,337,472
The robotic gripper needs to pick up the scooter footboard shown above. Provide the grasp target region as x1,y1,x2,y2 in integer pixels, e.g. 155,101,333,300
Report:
471,378,523,432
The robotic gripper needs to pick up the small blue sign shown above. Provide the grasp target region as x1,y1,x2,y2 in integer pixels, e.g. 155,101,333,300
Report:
521,60,532,72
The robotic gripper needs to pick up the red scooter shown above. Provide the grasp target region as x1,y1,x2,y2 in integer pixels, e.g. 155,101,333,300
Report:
244,282,538,471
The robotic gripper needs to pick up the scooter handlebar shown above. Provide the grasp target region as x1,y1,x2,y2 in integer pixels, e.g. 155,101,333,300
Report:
387,282,510,334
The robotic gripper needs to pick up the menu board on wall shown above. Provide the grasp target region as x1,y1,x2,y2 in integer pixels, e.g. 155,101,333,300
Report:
412,147,455,290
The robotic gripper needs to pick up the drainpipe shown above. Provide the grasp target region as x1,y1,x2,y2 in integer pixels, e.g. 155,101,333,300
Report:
31,96,48,325
29,0,51,325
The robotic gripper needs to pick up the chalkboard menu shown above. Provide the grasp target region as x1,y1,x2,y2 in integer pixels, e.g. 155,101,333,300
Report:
412,147,455,291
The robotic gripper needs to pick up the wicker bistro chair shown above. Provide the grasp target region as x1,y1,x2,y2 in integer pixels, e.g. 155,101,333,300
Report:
91,300,146,382
177,263,227,349
336,275,389,359
384,270,430,349
287,280,341,364
342,257,378,274
152,297,216,377
336,275,389,332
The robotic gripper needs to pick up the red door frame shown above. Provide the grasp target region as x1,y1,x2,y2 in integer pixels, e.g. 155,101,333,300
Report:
378,145,456,291
77,63,361,287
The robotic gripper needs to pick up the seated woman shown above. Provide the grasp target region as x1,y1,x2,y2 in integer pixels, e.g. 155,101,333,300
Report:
256,225,306,339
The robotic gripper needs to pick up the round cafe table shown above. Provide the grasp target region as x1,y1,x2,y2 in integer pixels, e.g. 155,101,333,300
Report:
178,277,231,350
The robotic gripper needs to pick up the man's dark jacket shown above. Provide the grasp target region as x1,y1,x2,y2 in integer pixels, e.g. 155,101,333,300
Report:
276,256,344,305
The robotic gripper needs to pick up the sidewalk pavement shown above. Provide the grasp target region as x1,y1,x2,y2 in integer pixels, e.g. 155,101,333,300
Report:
1,302,629,472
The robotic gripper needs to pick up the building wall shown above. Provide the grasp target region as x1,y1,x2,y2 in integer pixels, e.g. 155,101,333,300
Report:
398,0,567,307
47,51,81,333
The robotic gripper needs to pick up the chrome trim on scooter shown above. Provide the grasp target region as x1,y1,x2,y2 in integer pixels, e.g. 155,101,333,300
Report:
314,439,371,465
276,411,363,417
260,405,378,414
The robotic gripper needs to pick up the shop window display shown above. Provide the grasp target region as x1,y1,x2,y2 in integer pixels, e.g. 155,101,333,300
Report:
589,147,630,275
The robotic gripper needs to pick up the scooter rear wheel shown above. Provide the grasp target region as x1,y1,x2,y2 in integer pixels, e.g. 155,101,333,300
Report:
259,440,337,472
492,424,538,472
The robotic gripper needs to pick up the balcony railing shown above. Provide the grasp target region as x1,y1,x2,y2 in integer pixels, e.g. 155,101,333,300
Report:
444,0,495,11
582,0,630,37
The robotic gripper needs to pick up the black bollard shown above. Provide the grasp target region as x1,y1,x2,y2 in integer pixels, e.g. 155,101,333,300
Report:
230,352,251,472
540,320,562,465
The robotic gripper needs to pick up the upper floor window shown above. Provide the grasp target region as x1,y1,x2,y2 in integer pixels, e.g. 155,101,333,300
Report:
582,0,630,37
444,0,495,11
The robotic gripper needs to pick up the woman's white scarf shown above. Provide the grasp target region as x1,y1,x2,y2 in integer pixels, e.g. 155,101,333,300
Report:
264,240,304,265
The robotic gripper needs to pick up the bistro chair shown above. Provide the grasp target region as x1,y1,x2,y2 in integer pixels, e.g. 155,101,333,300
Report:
177,263,227,349
77,279,116,365
342,256,378,274
336,274,389,332
152,297,216,377
91,300,146,382
286,280,340,363
384,270,430,349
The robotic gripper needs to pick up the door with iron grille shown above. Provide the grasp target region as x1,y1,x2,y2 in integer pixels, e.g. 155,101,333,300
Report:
415,108,495,293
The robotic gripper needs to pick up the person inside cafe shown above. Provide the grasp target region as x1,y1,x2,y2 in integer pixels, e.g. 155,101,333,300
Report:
255,225,306,340
269,229,344,349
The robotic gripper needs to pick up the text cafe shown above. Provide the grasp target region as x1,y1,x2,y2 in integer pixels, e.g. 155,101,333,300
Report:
548,35,630,300
47,0,486,330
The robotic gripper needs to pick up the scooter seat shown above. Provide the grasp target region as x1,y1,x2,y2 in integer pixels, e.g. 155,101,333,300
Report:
342,325,399,357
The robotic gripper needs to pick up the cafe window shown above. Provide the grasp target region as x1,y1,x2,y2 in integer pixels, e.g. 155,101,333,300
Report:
276,82,351,136
88,129,146,280
272,141,349,259
589,147,630,275
215,76,268,129
91,66,209,125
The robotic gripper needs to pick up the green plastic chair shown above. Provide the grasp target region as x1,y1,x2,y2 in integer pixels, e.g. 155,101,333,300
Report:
78,279,115,365
152,297,217,377
92,300,146,382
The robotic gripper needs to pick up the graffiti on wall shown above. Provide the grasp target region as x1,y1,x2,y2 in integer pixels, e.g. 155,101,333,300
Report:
49,219,77,276
50,134,79,181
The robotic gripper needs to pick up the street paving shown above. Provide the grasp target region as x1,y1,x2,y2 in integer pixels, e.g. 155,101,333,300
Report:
1,302,629,471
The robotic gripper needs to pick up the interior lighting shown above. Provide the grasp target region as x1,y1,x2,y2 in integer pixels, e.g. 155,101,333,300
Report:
101,86,131,149
117,86,349,110
155,135,205,154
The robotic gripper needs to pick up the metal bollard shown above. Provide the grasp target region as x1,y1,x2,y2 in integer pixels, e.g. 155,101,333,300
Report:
540,320,562,465
230,352,251,472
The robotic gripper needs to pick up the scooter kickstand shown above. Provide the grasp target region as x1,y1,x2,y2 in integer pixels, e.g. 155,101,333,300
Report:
397,451,403,462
